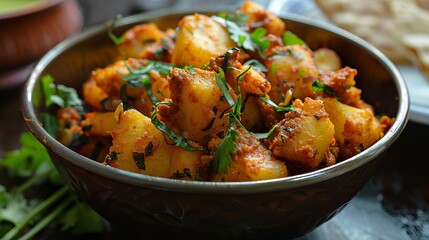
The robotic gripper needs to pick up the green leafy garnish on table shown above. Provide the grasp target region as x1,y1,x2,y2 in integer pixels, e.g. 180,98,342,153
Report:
0,132,104,240
0,75,105,239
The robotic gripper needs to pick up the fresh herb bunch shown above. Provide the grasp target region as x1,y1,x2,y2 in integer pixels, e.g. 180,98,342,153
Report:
0,75,105,240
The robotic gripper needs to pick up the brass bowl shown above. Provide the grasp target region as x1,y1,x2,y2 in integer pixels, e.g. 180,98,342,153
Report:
21,8,409,239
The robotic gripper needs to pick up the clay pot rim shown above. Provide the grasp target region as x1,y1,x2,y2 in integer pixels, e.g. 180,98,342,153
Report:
0,0,64,20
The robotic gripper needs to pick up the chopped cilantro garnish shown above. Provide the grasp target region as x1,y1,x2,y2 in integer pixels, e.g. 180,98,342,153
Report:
250,27,270,53
107,15,125,45
312,80,337,97
122,60,176,105
40,75,84,138
254,125,279,139
0,132,104,239
218,16,254,51
41,75,82,109
212,66,249,173
212,121,238,173
282,30,307,46
150,102,207,153
260,96,293,112
243,59,268,72
217,12,248,27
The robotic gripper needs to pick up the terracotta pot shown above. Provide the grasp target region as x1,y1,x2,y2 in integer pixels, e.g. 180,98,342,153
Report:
0,0,83,69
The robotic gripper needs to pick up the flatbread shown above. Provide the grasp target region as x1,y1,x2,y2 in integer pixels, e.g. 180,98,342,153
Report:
315,0,429,79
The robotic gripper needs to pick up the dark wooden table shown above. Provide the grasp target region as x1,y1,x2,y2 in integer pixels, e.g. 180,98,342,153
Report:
1,67,429,240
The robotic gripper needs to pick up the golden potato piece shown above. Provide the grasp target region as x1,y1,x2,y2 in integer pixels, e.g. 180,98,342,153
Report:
319,66,362,107
158,67,231,144
107,107,206,180
264,45,319,103
172,13,236,67
210,126,288,182
268,98,336,171
323,97,383,159
82,78,109,110
82,112,117,137
313,48,342,72
91,58,146,97
118,23,175,62
240,1,286,37
107,108,171,176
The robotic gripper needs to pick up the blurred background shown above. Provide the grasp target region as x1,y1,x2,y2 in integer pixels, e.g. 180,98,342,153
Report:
2,0,428,124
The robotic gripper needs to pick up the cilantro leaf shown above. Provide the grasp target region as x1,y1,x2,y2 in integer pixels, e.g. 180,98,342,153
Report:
214,68,235,107
151,103,207,153
212,124,238,173
59,201,104,235
0,187,36,226
107,15,125,45
312,80,337,97
41,75,82,108
212,67,247,173
253,125,279,139
217,12,248,27
0,132,55,180
260,96,293,112
282,30,307,46
250,27,269,52
243,59,268,72
213,16,255,51
122,60,176,105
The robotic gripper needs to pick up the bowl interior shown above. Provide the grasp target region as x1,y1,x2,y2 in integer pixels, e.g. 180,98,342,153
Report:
22,9,409,193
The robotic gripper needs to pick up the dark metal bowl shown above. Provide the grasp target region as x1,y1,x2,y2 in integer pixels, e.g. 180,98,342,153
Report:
21,8,409,239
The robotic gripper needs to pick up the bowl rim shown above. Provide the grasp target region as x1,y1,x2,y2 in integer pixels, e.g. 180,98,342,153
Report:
21,8,410,194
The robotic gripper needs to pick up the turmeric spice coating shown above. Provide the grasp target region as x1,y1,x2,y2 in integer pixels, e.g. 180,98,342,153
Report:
54,1,394,182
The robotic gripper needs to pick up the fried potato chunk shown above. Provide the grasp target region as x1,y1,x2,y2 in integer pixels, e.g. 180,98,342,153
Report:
106,107,205,180
313,48,342,72
118,23,175,62
240,0,286,37
264,45,319,103
157,67,231,144
322,97,383,159
82,78,110,110
319,66,362,107
268,98,336,171
82,112,117,137
172,13,236,67
210,126,288,182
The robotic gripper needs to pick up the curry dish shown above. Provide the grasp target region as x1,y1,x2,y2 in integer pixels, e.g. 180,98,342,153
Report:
51,1,394,182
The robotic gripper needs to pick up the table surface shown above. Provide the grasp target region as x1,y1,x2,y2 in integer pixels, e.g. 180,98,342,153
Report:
1,1,429,239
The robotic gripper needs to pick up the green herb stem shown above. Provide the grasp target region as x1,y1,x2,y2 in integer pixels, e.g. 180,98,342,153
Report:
13,170,53,194
18,196,75,240
1,185,70,240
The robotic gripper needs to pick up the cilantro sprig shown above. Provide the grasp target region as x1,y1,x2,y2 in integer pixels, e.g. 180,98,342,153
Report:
312,80,337,98
213,16,270,57
151,102,207,153
260,96,293,112
282,30,307,46
0,76,104,239
212,66,248,173
107,15,125,45
0,133,104,240
122,60,176,105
